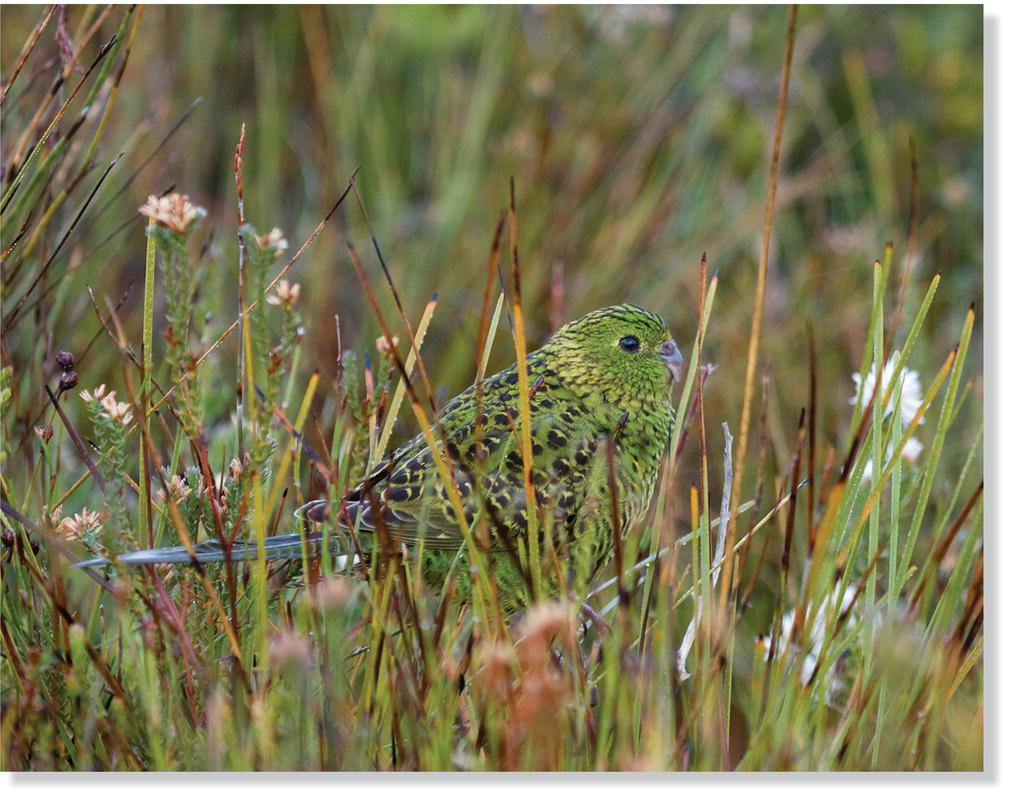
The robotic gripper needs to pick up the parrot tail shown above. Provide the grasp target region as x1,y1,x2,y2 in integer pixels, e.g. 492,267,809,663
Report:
74,532,354,569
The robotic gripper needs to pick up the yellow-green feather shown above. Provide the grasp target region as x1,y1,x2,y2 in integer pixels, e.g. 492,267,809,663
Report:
343,304,679,604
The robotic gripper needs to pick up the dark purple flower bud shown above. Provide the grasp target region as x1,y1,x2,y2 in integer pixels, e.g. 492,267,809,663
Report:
56,351,75,371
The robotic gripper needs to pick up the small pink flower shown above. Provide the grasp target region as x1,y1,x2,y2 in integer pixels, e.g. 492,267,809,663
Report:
156,474,192,505
269,629,311,669
99,391,133,426
267,279,301,307
57,508,103,542
79,384,107,403
140,193,206,234
256,227,289,256
375,335,399,357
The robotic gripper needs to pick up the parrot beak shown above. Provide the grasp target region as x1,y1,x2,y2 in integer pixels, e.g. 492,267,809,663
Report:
660,339,684,382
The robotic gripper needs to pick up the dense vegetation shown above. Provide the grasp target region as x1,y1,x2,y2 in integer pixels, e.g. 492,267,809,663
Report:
1,5,982,771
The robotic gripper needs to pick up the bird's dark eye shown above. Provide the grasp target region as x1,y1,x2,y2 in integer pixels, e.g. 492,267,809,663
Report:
619,335,640,353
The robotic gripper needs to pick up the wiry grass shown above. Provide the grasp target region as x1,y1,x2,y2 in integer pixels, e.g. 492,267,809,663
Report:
1,5,982,771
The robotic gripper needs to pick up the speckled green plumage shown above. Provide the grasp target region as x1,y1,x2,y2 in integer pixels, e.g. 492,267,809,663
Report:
331,304,683,607
82,304,683,612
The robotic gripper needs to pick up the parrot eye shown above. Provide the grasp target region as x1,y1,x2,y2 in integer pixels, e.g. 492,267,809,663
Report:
619,335,641,353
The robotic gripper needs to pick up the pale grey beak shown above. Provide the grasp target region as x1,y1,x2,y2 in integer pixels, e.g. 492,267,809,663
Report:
660,339,684,382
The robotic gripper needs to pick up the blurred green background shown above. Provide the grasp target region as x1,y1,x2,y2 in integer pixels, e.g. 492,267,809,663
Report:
2,3,982,474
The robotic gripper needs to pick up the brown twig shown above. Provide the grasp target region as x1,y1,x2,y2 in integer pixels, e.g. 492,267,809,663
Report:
720,5,798,625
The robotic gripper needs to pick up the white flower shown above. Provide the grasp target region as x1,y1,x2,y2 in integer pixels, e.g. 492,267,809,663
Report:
851,354,926,481
901,436,923,463
761,584,872,699
850,351,924,427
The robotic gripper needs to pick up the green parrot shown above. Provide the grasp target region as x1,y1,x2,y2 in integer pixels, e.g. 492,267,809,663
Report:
78,304,683,612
